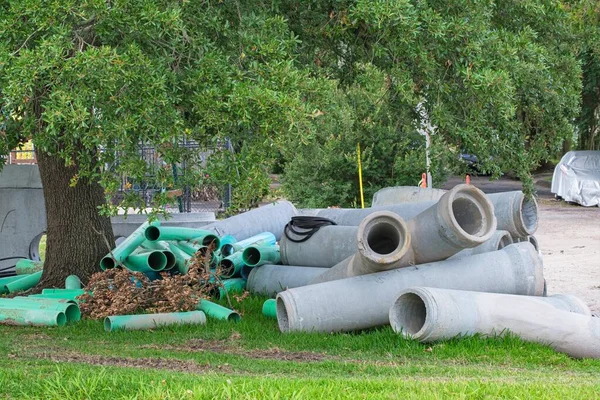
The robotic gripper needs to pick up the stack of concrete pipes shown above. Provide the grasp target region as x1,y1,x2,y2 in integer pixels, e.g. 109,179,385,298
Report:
239,185,598,359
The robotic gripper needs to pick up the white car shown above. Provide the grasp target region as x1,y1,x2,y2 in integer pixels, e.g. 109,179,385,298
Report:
551,151,600,207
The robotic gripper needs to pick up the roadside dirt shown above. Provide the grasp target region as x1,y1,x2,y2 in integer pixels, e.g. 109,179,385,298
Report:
535,200,600,314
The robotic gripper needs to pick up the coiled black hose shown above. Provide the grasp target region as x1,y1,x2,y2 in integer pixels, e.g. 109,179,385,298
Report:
283,216,337,243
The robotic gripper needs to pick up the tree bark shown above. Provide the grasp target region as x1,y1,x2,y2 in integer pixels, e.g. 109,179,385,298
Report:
35,148,114,288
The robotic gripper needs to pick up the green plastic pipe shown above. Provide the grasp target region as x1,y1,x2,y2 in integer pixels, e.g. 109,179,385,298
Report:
104,311,207,332
65,275,81,290
242,245,281,267
166,242,192,274
177,241,218,267
4,271,42,294
0,308,66,327
0,276,27,294
29,293,85,302
124,250,167,272
41,289,87,295
0,298,80,322
197,300,241,322
214,278,246,300
144,226,220,248
221,232,276,255
100,220,159,270
219,252,245,279
14,259,44,275
219,235,237,256
15,296,77,304
139,241,177,271
262,299,277,319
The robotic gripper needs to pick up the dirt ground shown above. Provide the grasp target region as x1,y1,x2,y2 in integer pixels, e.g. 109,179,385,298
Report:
536,200,600,315
442,175,599,315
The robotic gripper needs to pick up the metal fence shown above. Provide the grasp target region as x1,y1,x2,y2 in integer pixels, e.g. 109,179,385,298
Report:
5,140,230,214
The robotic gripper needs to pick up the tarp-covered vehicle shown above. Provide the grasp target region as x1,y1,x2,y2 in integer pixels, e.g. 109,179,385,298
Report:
552,151,600,206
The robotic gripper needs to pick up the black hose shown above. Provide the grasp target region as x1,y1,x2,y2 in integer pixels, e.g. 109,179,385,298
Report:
0,256,27,274
283,216,337,243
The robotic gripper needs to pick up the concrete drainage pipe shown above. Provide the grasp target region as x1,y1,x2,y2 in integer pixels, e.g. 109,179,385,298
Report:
389,287,599,359
277,242,544,333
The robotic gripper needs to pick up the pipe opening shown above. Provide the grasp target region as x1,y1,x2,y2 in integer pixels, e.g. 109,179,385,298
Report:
202,235,220,249
104,317,112,332
276,297,290,332
367,222,401,255
64,304,81,323
56,312,67,327
497,233,513,250
240,265,253,280
145,226,160,241
100,257,115,270
452,197,484,236
221,244,234,257
148,252,167,271
220,259,235,277
528,236,540,252
521,198,539,235
244,248,261,266
228,312,241,323
163,251,176,270
394,293,427,336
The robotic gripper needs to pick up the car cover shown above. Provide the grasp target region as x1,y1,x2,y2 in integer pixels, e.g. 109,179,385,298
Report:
551,151,600,207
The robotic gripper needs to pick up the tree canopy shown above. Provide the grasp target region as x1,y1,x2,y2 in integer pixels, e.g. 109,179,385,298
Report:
0,0,591,212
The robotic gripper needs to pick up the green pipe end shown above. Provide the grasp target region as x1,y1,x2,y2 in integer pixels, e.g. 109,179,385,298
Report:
56,312,67,327
65,275,82,290
144,226,161,241
242,247,261,266
104,317,112,332
262,299,277,319
100,257,115,270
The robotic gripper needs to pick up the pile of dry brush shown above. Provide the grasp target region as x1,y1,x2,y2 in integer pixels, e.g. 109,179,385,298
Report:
78,252,241,319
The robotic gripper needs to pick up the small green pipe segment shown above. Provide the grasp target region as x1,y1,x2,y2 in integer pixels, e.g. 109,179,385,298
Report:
15,296,77,304
225,232,277,255
65,275,82,290
215,278,246,300
124,250,167,272
41,289,87,295
242,245,280,267
0,298,80,323
100,220,159,270
0,276,27,294
219,252,245,278
144,226,220,248
177,242,218,267
29,293,85,302
0,308,66,327
262,299,277,319
219,235,237,256
4,271,43,294
197,300,241,323
14,259,44,275
104,311,207,332
166,242,192,274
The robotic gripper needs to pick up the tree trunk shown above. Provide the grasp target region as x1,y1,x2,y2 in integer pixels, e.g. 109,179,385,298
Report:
35,149,114,288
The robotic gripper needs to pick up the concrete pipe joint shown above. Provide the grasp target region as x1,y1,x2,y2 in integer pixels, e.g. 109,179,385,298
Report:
276,242,544,333
312,185,497,284
389,287,599,359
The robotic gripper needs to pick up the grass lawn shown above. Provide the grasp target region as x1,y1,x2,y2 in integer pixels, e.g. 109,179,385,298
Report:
0,296,598,399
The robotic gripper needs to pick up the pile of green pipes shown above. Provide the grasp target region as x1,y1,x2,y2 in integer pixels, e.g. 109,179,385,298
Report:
0,275,84,327
100,220,280,285
97,221,282,331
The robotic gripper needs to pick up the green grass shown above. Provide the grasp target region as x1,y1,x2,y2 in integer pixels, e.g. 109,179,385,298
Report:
0,296,598,399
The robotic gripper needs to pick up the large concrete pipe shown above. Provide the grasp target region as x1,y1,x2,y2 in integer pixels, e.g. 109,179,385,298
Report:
247,265,328,297
303,187,537,240
389,287,598,359
277,242,544,333
280,225,359,268
312,185,496,284
372,186,447,205
201,201,298,241
288,185,496,270
449,230,513,260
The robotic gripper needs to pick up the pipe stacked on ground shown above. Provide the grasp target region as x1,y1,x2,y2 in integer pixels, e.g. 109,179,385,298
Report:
144,226,220,249
389,287,599,359
201,201,298,241
100,220,159,270
304,189,537,241
218,232,277,278
449,230,513,260
104,311,206,332
276,242,544,333
247,265,328,297
312,185,496,284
